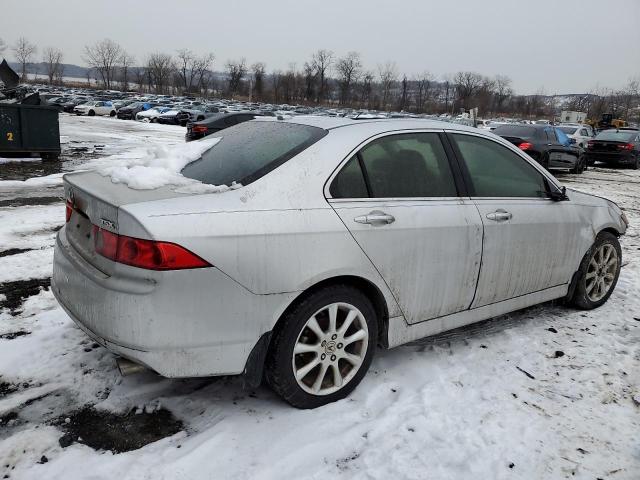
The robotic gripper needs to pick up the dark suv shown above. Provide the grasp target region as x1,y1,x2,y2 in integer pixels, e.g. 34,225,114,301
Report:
185,112,261,142
492,124,585,173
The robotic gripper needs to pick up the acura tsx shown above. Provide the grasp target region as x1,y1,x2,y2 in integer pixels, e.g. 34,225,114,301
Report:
52,117,627,408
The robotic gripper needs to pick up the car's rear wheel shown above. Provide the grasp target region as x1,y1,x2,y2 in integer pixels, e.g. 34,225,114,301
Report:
569,231,621,309
88,110,95,116
572,154,586,174
265,285,377,408
110,110,116,117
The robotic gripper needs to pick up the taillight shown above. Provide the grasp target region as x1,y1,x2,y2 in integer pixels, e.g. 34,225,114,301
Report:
66,200,73,222
618,143,634,151
92,226,211,270
518,142,533,151
192,124,209,133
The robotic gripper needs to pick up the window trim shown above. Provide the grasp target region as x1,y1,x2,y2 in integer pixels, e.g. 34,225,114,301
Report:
444,130,563,201
324,129,466,201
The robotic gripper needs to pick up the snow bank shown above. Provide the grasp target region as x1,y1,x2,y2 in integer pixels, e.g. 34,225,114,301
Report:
98,137,235,193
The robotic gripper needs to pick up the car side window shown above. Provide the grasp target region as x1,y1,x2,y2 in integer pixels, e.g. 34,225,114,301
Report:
545,127,557,142
329,156,368,198
580,129,588,136
451,134,548,198
359,133,458,198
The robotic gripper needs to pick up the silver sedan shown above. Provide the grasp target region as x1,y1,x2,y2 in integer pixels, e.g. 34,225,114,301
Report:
52,117,627,408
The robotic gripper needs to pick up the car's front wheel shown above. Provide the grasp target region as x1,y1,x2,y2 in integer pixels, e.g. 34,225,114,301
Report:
569,231,622,309
266,285,377,408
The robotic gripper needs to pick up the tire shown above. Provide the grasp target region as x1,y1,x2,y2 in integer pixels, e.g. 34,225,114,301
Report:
632,154,639,170
572,154,585,174
109,110,116,117
88,110,95,117
569,231,622,309
540,152,550,170
265,285,378,409
40,152,59,161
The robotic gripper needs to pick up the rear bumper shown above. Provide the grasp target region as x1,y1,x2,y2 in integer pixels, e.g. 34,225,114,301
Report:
585,152,636,164
52,226,294,377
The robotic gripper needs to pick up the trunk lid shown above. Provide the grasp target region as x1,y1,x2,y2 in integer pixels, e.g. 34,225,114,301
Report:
590,140,625,152
64,171,191,275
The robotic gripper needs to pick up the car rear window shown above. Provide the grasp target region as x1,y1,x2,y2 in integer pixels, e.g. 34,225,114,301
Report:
181,121,327,186
558,126,578,134
595,130,636,142
492,125,537,137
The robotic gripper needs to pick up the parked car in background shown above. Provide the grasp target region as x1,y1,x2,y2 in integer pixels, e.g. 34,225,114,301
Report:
156,108,184,125
185,112,262,141
61,97,92,113
557,124,594,148
492,124,585,173
585,129,640,169
135,106,173,123
117,102,154,120
176,105,221,127
53,118,627,409
73,101,117,117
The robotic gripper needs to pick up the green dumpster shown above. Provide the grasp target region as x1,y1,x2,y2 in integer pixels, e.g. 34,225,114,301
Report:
0,103,61,160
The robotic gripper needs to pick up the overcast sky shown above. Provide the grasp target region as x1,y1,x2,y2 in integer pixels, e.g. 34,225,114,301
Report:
1,0,639,94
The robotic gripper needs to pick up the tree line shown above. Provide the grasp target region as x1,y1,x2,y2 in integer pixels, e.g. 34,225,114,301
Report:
1,36,639,122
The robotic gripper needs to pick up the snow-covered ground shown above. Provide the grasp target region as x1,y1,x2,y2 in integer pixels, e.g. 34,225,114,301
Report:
0,115,639,480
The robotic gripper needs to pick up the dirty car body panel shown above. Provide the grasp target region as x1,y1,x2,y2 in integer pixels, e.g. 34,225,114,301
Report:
52,118,627,378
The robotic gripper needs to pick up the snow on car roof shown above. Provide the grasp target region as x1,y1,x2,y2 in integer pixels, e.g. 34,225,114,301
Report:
284,115,479,134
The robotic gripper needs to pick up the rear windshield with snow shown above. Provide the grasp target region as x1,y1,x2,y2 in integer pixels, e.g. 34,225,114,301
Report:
181,121,327,186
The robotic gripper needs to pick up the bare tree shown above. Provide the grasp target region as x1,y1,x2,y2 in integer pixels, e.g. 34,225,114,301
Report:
358,71,374,108
336,51,362,106
12,37,37,81
493,75,513,113
303,62,316,102
378,61,397,110
175,50,214,95
226,58,247,97
454,71,484,111
146,53,175,94
311,49,333,103
42,47,63,85
118,51,135,91
414,71,435,113
83,39,123,89
251,62,266,101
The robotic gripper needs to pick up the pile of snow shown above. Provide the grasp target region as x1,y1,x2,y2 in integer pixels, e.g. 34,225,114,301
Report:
99,137,240,193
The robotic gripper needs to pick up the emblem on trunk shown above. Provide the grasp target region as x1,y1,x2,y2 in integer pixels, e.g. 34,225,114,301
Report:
100,218,117,231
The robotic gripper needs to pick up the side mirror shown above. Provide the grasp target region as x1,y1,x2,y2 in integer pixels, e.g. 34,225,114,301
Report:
548,185,568,202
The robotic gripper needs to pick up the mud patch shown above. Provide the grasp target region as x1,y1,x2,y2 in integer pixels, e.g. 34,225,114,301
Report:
57,406,184,453
0,248,31,258
0,278,51,313
0,331,31,340
0,195,63,208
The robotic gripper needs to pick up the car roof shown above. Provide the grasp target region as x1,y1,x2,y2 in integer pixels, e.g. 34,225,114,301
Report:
284,115,481,134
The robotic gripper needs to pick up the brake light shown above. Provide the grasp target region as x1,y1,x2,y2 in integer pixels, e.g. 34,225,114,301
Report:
518,142,533,151
66,200,73,222
618,143,634,151
92,226,211,270
192,124,209,133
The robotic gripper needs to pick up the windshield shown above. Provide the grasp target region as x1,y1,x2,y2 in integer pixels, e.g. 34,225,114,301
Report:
595,130,636,142
181,121,327,186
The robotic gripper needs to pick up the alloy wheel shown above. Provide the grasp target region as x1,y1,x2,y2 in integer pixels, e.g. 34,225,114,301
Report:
585,243,618,302
292,302,369,396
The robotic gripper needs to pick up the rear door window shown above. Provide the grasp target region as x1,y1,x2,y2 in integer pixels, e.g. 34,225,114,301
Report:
330,133,458,198
181,121,327,186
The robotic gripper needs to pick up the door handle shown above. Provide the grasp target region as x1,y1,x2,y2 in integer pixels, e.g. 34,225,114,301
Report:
354,211,395,225
486,209,512,221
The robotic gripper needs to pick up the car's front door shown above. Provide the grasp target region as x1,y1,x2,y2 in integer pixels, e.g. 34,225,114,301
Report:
328,132,483,324
448,132,584,307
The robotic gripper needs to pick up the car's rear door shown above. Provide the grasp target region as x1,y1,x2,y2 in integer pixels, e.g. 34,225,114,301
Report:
447,132,584,307
327,131,483,324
